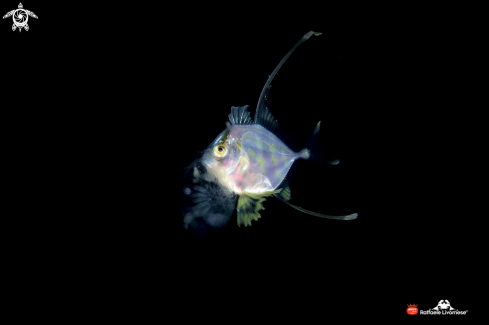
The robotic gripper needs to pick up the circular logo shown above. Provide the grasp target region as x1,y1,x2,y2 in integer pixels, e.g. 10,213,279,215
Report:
13,9,28,27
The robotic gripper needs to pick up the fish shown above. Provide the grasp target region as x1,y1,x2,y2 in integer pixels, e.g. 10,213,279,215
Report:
180,31,358,236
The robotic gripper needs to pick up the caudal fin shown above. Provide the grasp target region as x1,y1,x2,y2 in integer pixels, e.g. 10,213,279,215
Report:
300,121,321,160
301,121,340,165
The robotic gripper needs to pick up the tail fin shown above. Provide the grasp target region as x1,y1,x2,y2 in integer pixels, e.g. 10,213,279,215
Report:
300,121,321,161
299,148,310,159
301,121,340,165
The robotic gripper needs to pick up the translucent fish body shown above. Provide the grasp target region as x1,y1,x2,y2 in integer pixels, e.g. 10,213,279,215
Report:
180,31,357,235
203,124,305,195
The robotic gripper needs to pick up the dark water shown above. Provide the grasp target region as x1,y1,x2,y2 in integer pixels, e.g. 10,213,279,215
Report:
2,7,474,317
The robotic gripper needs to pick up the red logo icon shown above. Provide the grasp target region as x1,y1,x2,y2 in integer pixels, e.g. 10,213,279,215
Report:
407,304,418,315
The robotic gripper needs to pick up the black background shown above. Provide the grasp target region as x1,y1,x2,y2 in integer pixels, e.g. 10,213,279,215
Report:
2,2,476,319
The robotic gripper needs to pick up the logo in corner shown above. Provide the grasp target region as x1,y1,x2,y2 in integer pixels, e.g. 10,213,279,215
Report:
3,3,38,32
406,304,418,315
420,300,468,315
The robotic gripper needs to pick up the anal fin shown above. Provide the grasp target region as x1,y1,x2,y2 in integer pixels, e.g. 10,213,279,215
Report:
275,194,358,220
274,179,291,201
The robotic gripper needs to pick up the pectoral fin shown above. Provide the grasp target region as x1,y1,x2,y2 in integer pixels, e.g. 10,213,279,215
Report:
237,190,281,227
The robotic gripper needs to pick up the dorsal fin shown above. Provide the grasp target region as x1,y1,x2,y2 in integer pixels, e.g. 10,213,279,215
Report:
254,85,280,134
228,105,254,125
255,31,322,124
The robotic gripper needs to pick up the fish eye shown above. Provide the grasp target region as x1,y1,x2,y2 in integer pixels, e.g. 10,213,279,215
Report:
213,144,228,158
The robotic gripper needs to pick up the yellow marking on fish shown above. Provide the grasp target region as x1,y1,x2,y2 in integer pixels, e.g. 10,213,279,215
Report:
271,154,278,166
248,148,256,158
255,138,263,149
282,154,287,162
239,155,249,171
275,169,284,180
269,143,276,151
256,155,265,171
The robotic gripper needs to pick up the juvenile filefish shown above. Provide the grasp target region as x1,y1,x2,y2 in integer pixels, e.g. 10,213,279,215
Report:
181,31,358,235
